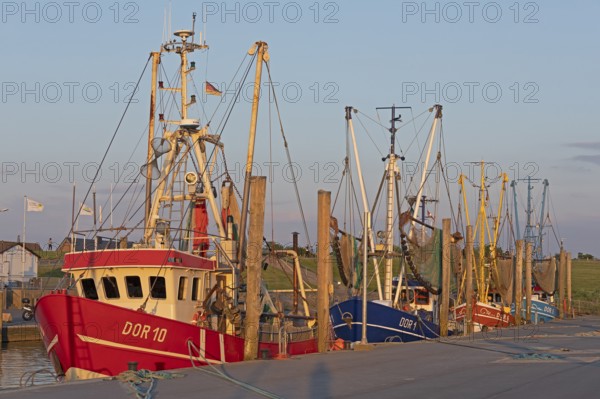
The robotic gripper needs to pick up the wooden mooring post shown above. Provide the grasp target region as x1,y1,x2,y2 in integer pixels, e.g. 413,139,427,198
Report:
525,242,532,323
317,190,331,353
558,249,566,319
0,290,3,333
440,219,451,337
567,252,572,318
243,176,267,361
514,240,523,325
465,225,474,336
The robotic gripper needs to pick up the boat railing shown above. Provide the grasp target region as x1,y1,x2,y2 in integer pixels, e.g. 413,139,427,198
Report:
278,325,288,356
70,226,235,260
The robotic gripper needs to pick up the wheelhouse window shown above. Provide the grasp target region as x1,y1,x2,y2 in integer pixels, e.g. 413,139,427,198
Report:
178,276,188,300
102,276,120,299
400,289,415,303
191,277,200,301
149,276,166,299
81,278,99,300
126,276,143,298
415,290,430,305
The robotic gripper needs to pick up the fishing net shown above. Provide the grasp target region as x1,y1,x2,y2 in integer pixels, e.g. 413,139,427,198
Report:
405,227,442,291
492,256,514,305
533,257,556,294
339,233,361,288
331,230,362,288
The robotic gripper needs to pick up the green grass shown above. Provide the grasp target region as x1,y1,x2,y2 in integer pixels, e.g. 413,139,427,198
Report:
38,258,64,277
572,259,600,302
259,255,346,290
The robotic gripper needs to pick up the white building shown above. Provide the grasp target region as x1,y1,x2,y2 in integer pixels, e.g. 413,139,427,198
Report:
0,241,41,286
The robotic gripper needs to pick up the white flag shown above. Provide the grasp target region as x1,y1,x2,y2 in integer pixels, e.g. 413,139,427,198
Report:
80,203,93,216
26,198,44,212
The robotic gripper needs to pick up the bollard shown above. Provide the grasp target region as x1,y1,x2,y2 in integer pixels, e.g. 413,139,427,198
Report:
128,361,138,371
260,348,270,360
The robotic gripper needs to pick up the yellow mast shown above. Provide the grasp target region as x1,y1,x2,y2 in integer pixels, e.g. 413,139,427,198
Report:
459,164,509,305
237,42,269,269
477,161,487,303
144,52,160,232
489,172,509,299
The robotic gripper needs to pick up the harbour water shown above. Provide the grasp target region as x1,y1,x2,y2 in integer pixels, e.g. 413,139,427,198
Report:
0,341,55,390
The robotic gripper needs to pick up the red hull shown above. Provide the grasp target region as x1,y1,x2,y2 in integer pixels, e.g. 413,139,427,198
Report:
454,301,514,329
35,292,317,379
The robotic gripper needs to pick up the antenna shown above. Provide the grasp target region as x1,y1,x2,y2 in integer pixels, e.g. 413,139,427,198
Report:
162,8,166,43
376,105,411,162
191,12,196,44
168,1,172,42
203,13,207,44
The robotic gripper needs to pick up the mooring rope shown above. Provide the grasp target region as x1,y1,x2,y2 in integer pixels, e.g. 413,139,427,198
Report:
186,340,282,399
114,369,184,399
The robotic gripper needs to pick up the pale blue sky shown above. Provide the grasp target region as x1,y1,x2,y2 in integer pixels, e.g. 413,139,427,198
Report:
0,1,598,256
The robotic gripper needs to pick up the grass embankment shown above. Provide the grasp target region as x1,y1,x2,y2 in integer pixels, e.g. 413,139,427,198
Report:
38,255,64,278
275,257,600,299
571,259,600,301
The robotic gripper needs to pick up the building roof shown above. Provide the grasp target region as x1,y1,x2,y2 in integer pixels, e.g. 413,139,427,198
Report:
0,241,43,257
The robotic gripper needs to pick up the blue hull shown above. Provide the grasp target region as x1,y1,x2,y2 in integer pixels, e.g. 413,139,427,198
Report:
511,299,559,323
330,297,440,343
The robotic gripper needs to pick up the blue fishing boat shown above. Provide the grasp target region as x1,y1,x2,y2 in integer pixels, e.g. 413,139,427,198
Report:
511,295,559,323
329,105,450,343
330,297,440,342
510,178,560,323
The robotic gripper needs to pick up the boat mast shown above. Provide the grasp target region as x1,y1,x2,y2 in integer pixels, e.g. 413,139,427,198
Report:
346,107,383,300
524,176,534,246
237,42,269,270
536,179,549,259
510,180,520,241
477,161,487,303
490,172,508,289
411,105,442,225
144,21,223,246
376,105,402,302
144,51,160,232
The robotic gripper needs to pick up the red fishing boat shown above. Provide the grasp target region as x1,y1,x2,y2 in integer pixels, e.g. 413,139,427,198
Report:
35,17,317,381
454,163,515,331
454,300,514,330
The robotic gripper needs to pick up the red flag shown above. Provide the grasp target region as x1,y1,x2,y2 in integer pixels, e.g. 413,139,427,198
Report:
205,81,222,96
427,210,435,221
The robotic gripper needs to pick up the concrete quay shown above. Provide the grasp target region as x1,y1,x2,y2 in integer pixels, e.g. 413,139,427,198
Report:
1,316,599,398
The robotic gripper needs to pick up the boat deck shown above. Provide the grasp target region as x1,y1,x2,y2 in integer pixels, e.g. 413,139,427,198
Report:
2,316,600,398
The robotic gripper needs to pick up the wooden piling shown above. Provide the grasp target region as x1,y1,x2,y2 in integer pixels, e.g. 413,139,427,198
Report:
514,240,523,325
0,290,3,333
558,249,566,319
440,219,451,337
567,252,572,318
292,232,300,314
243,176,267,361
525,242,532,323
317,190,331,353
465,225,474,336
